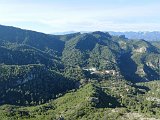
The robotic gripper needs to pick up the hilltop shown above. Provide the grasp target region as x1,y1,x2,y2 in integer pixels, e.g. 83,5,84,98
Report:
0,25,159,119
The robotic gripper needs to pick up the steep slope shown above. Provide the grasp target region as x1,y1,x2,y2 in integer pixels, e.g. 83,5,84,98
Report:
0,25,64,56
0,44,62,69
0,83,122,120
61,32,160,82
151,41,160,49
0,25,159,120
0,64,75,106
118,39,160,82
0,25,65,71
0,25,159,82
0,80,160,120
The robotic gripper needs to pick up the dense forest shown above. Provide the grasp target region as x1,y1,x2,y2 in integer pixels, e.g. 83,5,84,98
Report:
0,25,159,120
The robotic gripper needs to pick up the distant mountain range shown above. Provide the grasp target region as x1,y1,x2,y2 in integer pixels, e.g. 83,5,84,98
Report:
109,31,160,41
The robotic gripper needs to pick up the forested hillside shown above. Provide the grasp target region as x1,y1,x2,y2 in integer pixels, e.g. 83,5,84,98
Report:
61,31,160,82
0,25,159,120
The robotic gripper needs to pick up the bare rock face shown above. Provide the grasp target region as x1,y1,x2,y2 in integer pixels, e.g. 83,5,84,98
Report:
88,97,99,104
136,66,146,77
134,46,147,53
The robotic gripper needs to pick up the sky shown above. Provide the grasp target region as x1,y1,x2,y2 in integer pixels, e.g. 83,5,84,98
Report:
0,0,160,33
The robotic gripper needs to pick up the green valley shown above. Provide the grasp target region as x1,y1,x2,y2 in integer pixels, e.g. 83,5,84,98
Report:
0,25,159,120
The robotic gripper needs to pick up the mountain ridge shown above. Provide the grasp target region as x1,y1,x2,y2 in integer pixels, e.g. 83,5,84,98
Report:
0,25,159,82
0,24,160,120
109,31,160,41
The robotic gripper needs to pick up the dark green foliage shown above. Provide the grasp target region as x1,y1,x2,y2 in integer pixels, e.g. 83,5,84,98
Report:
61,31,160,82
0,25,159,119
0,25,65,56
0,44,62,69
0,64,75,106
0,80,160,120
0,25,159,82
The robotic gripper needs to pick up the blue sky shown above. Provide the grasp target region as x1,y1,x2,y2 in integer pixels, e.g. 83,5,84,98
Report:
0,0,160,33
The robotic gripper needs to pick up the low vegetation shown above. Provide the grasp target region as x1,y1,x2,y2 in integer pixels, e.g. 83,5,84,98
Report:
0,25,159,119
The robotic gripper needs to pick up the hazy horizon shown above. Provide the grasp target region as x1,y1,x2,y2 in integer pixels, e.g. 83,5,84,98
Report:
0,0,160,33
2,24,160,35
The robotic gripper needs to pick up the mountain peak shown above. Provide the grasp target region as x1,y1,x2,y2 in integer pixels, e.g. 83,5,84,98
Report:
92,31,112,38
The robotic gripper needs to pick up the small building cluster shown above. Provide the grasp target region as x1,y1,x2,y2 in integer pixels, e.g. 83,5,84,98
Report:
83,67,117,76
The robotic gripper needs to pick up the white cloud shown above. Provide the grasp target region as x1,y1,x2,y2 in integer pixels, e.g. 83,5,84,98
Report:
0,0,160,32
